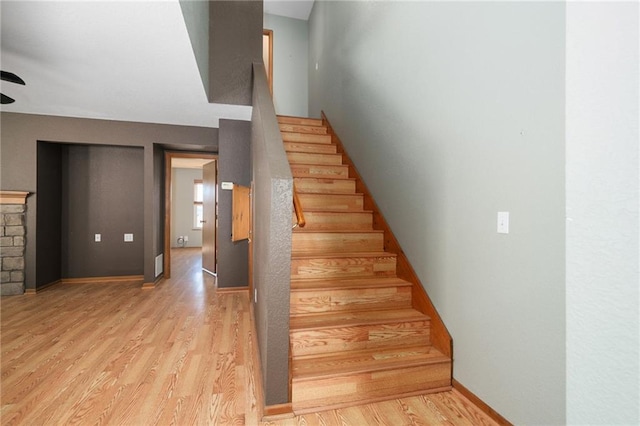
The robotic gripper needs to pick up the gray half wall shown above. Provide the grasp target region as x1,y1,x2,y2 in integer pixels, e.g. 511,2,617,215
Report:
217,119,251,288
251,63,292,406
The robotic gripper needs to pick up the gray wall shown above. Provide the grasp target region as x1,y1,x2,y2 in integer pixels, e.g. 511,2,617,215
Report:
209,0,263,105
61,145,144,278
217,119,251,288
309,2,566,424
171,168,203,248
263,13,308,117
566,2,639,424
251,63,292,406
36,142,62,288
0,112,217,289
153,144,164,267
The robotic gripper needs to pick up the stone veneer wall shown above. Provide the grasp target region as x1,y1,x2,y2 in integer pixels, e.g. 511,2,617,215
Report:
0,195,27,295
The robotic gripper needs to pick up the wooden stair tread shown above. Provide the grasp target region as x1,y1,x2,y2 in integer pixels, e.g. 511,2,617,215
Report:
278,115,324,127
291,163,350,170
287,152,343,164
294,177,356,183
279,123,328,135
302,208,373,214
292,345,448,380
282,132,332,144
291,251,396,260
284,141,336,154
290,308,430,330
294,177,357,195
290,163,349,179
297,191,363,197
293,229,382,234
291,277,411,290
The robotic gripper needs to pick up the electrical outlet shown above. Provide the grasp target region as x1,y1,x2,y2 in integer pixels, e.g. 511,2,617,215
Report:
184,235,189,242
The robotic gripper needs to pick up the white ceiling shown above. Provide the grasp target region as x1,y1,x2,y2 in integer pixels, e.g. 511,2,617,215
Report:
0,0,255,128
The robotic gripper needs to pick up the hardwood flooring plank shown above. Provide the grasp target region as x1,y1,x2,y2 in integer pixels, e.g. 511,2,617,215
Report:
1,247,499,426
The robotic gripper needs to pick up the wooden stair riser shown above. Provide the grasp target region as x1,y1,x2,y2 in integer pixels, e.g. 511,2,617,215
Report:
284,142,337,154
291,286,412,315
279,123,328,135
278,116,324,127
291,362,452,413
290,319,431,357
287,152,343,166
292,232,383,254
282,132,332,144
294,211,373,231
298,193,364,211
291,254,397,280
294,178,356,194
290,164,349,179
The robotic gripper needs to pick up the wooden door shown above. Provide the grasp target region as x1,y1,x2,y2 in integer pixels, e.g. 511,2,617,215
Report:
202,160,217,275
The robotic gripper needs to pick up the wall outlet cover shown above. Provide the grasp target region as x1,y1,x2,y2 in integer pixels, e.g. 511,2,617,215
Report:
497,212,510,234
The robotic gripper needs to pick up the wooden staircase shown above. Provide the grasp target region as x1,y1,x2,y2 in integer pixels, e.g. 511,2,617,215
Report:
278,115,453,414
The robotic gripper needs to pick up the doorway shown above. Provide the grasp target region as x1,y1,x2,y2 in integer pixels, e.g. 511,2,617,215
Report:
263,29,273,94
164,152,218,279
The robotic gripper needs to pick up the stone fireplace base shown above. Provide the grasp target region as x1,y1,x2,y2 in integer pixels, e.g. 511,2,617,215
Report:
0,191,29,295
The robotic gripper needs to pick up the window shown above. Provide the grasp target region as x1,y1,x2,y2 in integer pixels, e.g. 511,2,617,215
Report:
194,180,203,229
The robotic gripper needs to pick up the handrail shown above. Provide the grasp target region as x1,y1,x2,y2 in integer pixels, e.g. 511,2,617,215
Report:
292,184,306,229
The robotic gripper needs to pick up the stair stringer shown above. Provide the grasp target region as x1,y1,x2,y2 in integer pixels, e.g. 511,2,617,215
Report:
321,111,453,361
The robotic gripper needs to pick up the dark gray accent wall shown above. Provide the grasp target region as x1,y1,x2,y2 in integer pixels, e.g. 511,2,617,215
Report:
153,144,165,269
217,119,251,288
251,63,293,406
36,142,62,288
0,112,217,290
209,0,263,105
61,145,144,278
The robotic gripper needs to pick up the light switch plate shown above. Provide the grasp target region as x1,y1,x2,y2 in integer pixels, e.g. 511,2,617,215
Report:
95,234,101,242
497,212,509,234
124,233,134,242
221,182,233,190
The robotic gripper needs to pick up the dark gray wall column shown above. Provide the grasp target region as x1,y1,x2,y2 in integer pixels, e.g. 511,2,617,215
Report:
217,119,251,288
36,142,62,288
209,0,263,105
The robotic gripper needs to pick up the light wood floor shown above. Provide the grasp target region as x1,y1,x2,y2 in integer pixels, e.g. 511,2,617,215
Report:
1,248,497,425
